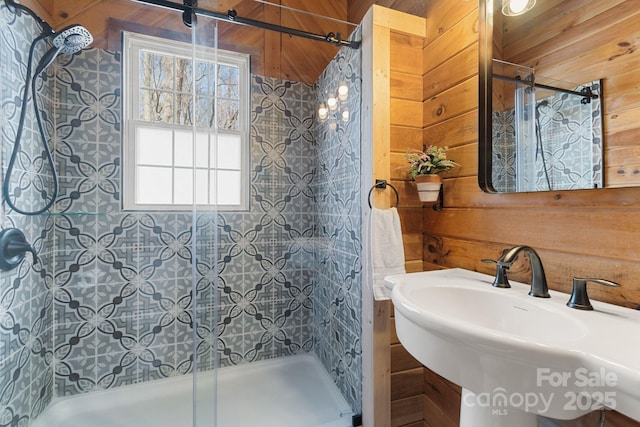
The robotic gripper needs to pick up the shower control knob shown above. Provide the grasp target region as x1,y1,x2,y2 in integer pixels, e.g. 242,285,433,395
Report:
0,228,38,271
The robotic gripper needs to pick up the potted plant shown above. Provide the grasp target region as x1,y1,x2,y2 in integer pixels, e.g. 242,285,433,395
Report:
405,145,459,202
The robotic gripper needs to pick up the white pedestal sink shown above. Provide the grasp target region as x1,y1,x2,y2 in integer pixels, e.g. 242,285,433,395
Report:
385,269,640,426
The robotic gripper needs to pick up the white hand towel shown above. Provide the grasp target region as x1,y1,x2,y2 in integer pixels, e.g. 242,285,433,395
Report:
371,207,405,300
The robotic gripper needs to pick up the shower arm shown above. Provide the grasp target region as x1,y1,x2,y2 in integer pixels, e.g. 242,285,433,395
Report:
132,0,361,49
493,73,599,104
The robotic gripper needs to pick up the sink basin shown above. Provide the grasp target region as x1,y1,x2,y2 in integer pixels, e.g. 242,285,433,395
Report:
386,268,640,425
409,286,587,343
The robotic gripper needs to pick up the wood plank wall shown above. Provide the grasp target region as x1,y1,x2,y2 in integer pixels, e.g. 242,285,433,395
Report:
361,3,465,426
390,303,425,427
388,27,430,427
421,0,640,309
361,7,428,427
390,30,425,274
418,0,640,426
362,7,428,426
499,0,640,187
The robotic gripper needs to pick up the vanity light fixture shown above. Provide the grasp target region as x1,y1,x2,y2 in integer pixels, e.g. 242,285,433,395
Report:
502,0,536,16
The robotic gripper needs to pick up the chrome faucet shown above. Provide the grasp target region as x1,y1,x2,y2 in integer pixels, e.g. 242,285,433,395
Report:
498,245,550,298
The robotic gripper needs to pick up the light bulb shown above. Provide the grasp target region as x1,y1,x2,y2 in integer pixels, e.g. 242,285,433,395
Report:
318,104,328,120
338,83,348,101
509,0,527,13
342,110,349,122
502,0,535,16
327,96,338,111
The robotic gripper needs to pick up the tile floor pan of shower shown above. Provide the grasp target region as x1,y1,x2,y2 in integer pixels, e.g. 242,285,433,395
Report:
32,354,353,427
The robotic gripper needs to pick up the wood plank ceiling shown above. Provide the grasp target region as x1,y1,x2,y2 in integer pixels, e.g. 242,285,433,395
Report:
23,0,357,83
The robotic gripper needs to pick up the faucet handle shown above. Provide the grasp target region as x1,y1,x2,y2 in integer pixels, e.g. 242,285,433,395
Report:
0,228,38,271
481,258,511,288
567,278,620,310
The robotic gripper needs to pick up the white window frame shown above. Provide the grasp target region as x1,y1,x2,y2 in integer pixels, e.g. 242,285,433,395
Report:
122,31,250,211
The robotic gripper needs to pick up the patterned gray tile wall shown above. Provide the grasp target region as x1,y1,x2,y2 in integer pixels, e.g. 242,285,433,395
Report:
312,35,362,414
51,49,320,396
491,109,516,192
0,3,55,426
201,75,317,369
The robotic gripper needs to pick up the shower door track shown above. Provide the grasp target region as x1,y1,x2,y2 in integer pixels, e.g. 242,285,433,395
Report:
133,0,361,49
493,73,599,104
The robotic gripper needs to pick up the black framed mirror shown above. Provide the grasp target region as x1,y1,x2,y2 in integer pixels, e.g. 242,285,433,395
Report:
479,0,640,193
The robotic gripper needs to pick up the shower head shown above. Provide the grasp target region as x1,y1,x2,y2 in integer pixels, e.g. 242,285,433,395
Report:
52,25,93,54
33,24,93,77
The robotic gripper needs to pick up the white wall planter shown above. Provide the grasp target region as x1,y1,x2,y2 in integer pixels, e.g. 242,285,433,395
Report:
414,175,442,202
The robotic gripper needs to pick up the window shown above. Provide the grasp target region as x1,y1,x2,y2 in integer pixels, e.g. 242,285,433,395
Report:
122,32,250,210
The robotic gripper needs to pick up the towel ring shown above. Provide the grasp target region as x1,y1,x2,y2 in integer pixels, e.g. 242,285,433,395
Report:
368,179,399,209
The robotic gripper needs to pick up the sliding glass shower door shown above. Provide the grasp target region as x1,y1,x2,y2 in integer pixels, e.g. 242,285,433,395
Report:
189,13,220,427
190,2,363,426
